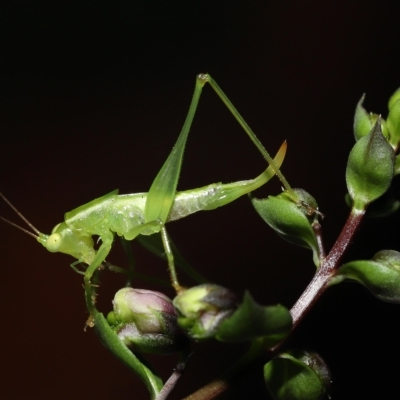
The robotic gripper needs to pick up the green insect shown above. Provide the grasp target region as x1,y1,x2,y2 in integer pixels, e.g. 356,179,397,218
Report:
0,74,291,297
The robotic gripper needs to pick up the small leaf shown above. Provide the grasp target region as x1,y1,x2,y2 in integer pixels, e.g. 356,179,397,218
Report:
264,350,331,400
387,98,400,151
388,87,400,110
353,94,373,141
353,94,388,141
93,310,163,398
334,250,400,303
216,292,292,347
251,189,320,266
395,155,400,176
346,120,395,211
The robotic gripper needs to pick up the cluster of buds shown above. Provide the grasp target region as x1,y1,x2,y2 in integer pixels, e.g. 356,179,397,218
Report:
107,283,292,350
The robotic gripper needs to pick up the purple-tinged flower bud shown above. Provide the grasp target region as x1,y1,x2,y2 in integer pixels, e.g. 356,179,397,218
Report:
173,284,237,340
107,288,187,354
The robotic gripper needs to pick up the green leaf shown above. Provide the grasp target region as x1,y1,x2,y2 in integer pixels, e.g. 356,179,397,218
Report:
264,351,330,400
92,310,163,399
251,189,320,266
387,98,400,151
388,87,400,110
216,292,292,347
346,120,395,211
353,94,373,141
334,250,400,303
353,94,388,141
395,154,400,176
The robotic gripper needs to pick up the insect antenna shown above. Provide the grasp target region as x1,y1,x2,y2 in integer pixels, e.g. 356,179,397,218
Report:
0,192,41,236
0,216,38,239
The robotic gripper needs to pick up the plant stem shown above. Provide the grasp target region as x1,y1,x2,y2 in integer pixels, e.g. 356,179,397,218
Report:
156,359,187,400
183,208,365,399
312,220,326,260
291,208,364,328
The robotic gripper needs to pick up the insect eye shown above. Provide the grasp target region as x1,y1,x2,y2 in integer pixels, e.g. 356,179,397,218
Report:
46,233,62,252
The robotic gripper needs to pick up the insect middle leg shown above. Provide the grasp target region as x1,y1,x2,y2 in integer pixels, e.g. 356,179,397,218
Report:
124,220,183,292
159,226,182,293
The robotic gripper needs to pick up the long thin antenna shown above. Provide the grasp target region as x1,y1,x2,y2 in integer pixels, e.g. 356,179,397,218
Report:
0,192,41,235
0,216,38,239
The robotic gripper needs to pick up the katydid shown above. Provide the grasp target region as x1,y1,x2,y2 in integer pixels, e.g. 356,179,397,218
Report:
0,74,291,296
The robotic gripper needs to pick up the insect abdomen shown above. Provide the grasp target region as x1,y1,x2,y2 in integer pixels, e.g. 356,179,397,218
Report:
168,183,223,221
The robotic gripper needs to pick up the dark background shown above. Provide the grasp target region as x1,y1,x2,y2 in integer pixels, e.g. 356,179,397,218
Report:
1,1,399,399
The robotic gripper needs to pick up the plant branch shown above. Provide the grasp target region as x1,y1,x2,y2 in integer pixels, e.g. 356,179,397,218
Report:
183,207,366,399
156,357,188,400
290,207,365,328
312,220,326,260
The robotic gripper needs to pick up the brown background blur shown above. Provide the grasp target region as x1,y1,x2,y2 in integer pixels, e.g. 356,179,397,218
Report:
1,2,399,399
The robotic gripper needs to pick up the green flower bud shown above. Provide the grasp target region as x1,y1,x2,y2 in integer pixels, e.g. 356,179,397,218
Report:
251,189,320,266
353,94,388,141
334,250,400,303
108,288,186,354
173,284,237,340
264,350,331,400
346,120,395,211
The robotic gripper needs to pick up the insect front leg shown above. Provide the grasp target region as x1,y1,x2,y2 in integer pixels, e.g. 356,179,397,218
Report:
83,233,113,313
84,236,113,283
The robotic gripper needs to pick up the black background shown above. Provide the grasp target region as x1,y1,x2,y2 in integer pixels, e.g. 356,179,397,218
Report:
1,1,400,399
